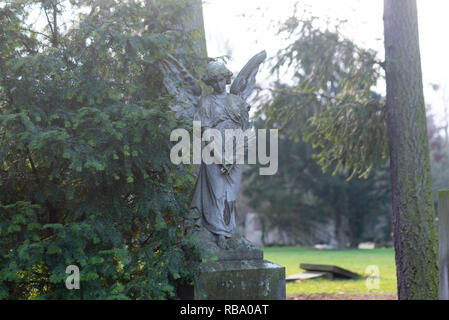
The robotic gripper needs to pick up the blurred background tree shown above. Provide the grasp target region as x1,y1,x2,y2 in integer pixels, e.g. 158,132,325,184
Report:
244,12,391,249
244,0,439,299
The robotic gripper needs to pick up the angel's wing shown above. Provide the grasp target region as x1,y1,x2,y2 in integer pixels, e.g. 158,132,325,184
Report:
159,54,202,119
230,50,267,101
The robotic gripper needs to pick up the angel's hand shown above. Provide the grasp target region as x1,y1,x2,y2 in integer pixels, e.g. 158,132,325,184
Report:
220,164,233,175
220,166,227,175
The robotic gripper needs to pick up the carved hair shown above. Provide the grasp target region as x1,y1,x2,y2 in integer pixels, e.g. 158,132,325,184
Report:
202,61,233,86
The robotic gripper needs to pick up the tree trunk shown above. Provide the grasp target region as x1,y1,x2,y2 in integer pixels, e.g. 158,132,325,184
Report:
180,0,208,59
383,0,438,299
335,213,349,249
177,0,208,77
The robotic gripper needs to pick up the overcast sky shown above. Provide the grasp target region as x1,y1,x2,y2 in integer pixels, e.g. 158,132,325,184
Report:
203,0,449,125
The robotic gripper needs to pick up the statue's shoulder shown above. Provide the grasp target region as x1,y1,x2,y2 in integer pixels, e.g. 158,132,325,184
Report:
197,95,212,111
227,93,245,104
195,95,215,123
228,93,244,102
199,94,217,105
227,93,250,110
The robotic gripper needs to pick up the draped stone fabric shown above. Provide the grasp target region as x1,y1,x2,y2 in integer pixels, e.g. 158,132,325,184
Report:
190,92,250,237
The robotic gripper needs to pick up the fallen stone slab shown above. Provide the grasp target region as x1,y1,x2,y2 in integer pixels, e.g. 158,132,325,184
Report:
299,264,360,279
286,271,333,282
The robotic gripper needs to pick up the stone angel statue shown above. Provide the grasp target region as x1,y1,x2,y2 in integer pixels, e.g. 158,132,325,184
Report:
160,51,266,255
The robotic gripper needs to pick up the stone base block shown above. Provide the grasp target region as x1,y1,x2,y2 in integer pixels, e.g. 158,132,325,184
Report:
197,229,264,261
181,260,285,300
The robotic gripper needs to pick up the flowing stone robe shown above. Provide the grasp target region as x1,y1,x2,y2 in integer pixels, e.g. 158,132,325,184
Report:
190,92,250,237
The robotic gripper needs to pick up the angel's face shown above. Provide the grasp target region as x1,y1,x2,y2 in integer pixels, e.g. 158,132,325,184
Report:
211,76,227,94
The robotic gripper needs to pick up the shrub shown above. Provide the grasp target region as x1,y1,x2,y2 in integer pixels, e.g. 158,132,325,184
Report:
0,0,201,299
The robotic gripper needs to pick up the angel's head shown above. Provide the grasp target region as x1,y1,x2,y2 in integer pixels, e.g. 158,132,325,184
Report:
202,61,233,94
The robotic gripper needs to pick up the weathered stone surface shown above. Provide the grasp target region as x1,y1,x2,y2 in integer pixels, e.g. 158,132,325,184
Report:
194,260,285,300
177,229,285,300
197,228,263,261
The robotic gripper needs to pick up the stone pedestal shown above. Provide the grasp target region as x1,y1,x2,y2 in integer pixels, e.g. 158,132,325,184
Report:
179,229,286,300
195,259,285,300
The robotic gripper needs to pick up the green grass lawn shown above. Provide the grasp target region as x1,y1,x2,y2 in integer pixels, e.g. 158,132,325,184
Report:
263,246,397,298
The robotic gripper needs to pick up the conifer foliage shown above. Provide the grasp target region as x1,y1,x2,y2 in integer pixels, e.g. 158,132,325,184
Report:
0,0,201,299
